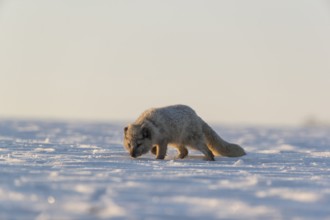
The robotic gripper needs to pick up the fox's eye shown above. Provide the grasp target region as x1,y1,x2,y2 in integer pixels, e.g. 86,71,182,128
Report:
136,143,142,148
128,143,131,148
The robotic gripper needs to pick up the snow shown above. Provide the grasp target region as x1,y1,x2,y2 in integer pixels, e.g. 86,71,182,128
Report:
0,120,329,220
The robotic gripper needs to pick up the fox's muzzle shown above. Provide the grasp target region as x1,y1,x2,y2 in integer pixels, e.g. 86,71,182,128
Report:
130,149,137,158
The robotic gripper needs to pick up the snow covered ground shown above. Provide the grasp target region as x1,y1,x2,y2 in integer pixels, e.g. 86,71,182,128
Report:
0,119,329,220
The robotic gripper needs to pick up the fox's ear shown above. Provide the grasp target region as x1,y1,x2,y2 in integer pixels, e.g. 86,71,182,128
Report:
124,126,128,134
141,126,151,139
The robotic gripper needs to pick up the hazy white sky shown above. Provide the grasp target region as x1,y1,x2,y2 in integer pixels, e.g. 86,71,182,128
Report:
1,0,330,125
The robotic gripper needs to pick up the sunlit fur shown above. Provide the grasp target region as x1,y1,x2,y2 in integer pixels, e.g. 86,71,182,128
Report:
123,105,246,161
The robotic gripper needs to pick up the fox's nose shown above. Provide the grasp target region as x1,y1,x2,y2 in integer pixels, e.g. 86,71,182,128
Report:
130,150,137,158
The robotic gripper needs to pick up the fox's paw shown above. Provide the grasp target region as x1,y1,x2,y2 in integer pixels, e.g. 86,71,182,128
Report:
176,149,188,159
176,154,187,159
156,155,165,160
203,155,215,161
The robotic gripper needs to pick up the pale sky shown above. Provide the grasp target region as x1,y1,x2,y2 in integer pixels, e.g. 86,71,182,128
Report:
0,0,330,125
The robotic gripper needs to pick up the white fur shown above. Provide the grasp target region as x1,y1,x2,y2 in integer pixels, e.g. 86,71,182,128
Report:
124,105,246,160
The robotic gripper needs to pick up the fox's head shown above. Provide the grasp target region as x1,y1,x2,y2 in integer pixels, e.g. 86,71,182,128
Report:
123,124,152,158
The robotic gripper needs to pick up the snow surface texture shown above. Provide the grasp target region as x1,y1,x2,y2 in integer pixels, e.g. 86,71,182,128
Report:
0,120,329,220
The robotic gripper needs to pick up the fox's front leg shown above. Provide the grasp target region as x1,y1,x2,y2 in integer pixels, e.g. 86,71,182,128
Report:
151,146,157,155
175,145,188,159
155,141,168,160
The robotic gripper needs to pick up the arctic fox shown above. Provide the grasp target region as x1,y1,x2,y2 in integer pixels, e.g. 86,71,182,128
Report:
123,105,246,161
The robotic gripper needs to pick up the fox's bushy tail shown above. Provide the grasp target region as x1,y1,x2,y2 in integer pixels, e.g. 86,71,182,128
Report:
202,122,246,157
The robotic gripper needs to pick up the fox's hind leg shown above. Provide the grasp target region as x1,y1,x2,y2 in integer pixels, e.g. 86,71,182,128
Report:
200,146,215,161
188,136,215,161
190,142,214,161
